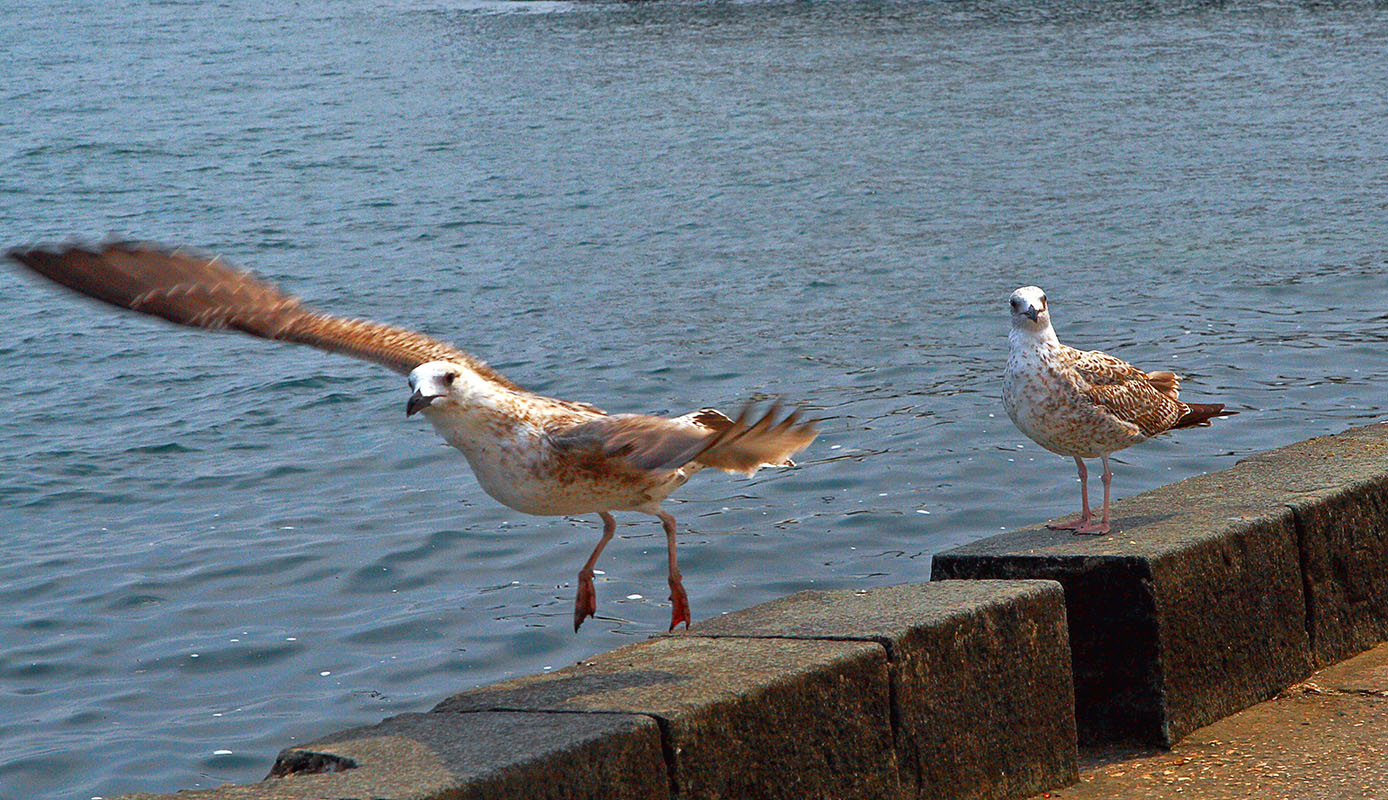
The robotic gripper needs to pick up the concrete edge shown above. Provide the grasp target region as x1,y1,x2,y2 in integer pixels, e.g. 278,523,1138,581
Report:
117,421,1388,799
932,420,1388,747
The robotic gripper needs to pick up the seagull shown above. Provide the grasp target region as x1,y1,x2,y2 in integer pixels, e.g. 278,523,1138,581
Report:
1002,286,1232,535
7,241,819,631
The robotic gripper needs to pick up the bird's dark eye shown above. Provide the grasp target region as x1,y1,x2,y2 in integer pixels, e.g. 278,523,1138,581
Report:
1011,298,1021,309
443,372,457,385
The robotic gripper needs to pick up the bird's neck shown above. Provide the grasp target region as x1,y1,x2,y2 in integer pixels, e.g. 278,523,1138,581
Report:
422,386,532,458
1009,322,1061,355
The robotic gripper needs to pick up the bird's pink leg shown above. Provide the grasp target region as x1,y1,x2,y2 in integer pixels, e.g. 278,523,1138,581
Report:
659,510,691,631
573,512,616,631
1074,456,1113,535
1048,456,1094,531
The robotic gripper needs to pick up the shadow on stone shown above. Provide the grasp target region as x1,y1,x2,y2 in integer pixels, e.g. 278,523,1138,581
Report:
435,670,684,713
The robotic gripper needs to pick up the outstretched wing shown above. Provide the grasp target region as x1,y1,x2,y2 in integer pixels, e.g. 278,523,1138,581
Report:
1065,347,1186,437
549,403,818,474
7,241,520,388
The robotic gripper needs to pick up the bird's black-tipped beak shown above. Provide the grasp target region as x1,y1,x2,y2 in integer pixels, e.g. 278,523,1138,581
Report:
406,390,435,417
1024,307,1039,322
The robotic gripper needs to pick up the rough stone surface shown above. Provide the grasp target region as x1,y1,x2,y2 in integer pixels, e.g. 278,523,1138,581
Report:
933,465,1312,745
119,424,1388,799
687,580,1077,800
933,499,1310,744
934,421,1388,747
1239,425,1388,667
435,635,899,800
117,710,666,800
1039,643,1388,800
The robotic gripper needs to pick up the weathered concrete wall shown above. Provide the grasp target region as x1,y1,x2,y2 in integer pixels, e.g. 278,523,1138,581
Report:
437,635,901,799
119,581,1075,800
933,421,1388,747
117,422,1388,800
684,581,1076,800
1243,425,1388,664
121,710,668,800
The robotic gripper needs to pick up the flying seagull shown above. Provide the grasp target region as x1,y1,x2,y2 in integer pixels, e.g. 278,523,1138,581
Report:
7,241,818,630
1002,286,1232,534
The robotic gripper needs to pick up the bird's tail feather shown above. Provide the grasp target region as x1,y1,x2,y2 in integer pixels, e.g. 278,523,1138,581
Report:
1173,402,1235,429
687,402,819,474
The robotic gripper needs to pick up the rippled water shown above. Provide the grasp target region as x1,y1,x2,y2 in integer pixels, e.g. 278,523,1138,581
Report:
2,0,1387,797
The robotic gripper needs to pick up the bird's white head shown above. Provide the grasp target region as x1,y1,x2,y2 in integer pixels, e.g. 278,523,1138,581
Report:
1009,286,1052,333
407,361,471,417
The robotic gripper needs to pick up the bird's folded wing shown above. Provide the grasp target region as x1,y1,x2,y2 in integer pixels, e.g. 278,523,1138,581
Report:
8,241,518,385
548,414,713,472
1067,348,1185,436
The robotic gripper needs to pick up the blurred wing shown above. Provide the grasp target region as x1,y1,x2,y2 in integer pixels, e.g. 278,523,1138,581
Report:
550,403,818,475
689,402,819,474
8,241,520,386
549,413,714,472
1066,348,1185,436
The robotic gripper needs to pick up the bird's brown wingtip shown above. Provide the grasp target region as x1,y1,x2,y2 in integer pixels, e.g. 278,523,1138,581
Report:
5,241,61,265
7,236,142,265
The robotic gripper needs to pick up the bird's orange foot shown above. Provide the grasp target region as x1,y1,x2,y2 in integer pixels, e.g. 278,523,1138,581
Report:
667,581,691,631
573,575,598,632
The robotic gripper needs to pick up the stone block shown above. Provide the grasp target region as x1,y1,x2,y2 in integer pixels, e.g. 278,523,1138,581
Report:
933,470,1313,747
1238,425,1388,667
435,635,899,800
934,422,1388,746
117,711,666,800
687,580,1077,800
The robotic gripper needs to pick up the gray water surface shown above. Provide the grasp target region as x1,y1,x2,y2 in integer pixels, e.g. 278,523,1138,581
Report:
3,0,1388,797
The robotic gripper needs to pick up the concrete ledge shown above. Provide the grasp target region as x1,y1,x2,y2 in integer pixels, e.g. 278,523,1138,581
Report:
121,582,1076,800
435,635,900,799
686,580,1077,800
117,423,1388,799
1240,425,1388,666
120,711,667,800
932,421,1388,747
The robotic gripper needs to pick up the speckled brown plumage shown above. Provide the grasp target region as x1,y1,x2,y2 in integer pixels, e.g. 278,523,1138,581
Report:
1065,347,1190,438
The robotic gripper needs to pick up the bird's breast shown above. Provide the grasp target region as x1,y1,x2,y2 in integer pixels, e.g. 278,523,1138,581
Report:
423,406,692,516
1004,348,1141,458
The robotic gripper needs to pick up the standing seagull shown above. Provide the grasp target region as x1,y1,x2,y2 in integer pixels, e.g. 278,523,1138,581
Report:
7,241,818,630
1002,286,1231,534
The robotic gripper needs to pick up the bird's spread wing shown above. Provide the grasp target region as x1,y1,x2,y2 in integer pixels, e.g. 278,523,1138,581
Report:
7,241,520,387
1064,347,1186,437
549,404,818,474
